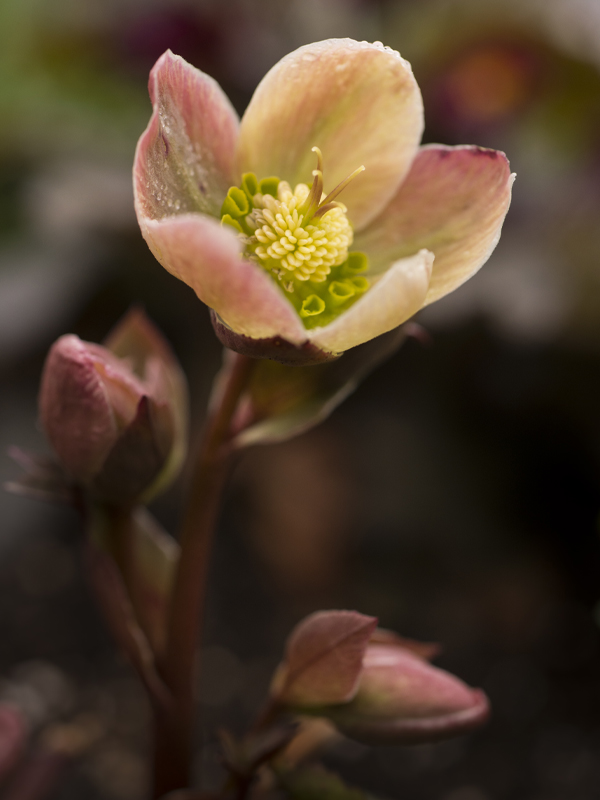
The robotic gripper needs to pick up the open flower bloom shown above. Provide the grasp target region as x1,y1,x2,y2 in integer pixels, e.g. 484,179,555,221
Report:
39,310,188,505
134,40,514,365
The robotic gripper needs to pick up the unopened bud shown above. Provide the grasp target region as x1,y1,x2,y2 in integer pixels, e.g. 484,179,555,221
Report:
39,310,188,504
273,612,489,746
314,639,489,745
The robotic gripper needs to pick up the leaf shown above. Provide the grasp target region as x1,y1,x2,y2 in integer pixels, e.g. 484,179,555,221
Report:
274,611,377,707
277,766,374,800
128,507,180,658
86,504,179,659
85,539,171,711
233,327,406,448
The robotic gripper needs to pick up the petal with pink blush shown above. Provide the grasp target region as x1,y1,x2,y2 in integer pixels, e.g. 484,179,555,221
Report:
142,213,308,344
134,50,240,224
355,145,514,303
237,39,424,229
308,250,433,354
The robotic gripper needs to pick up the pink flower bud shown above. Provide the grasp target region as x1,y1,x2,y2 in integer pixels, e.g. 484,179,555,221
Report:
323,640,490,745
273,612,489,746
39,310,188,504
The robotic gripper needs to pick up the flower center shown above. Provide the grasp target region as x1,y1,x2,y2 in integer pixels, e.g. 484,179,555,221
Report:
220,148,370,330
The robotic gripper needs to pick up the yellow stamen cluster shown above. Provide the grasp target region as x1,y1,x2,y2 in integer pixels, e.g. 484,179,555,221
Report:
220,147,370,330
249,182,353,288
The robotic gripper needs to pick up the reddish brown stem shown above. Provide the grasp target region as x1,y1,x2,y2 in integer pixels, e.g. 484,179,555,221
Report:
152,352,255,798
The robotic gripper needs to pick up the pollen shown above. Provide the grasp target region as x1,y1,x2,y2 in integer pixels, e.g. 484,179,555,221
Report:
220,148,371,330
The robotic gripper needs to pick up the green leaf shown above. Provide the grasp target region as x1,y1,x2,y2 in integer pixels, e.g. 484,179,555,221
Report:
234,327,406,447
129,507,180,657
87,504,179,658
85,533,171,710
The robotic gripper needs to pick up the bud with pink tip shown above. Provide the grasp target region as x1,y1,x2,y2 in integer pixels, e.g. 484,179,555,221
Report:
39,309,188,505
271,611,489,746
322,633,490,744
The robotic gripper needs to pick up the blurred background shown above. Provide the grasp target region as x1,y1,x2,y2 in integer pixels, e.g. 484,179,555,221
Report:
1,0,600,797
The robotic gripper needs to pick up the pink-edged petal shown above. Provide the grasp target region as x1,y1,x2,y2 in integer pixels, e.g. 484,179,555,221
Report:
355,145,515,304
142,213,308,344
134,50,239,224
237,39,424,229
307,250,433,353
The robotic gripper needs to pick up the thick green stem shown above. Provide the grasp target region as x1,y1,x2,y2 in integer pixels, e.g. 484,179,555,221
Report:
152,352,255,798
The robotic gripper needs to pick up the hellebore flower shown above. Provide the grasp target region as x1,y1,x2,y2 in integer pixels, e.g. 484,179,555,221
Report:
271,611,489,745
134,39,512,363
134,39,514,365
39,310,188,505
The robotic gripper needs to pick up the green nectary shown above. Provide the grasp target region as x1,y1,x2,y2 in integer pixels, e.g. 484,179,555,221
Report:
220,154,371,330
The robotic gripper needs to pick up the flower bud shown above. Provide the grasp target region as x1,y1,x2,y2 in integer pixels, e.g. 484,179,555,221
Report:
314,637,489,745
272,612,489,746
39,310,188,504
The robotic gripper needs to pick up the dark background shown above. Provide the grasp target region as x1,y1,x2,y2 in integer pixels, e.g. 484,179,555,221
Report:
2,1,600,798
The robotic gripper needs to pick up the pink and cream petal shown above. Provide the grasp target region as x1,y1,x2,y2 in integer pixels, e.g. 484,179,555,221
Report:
308,250,434,353
355,145,514,304
142,213,308,344
134,50,240,224
236,39,424,229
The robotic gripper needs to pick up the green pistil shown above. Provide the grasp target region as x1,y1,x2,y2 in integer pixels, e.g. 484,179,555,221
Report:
220,171,371,331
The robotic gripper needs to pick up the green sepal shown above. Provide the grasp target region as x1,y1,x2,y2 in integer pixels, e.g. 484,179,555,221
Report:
221,186,249,218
